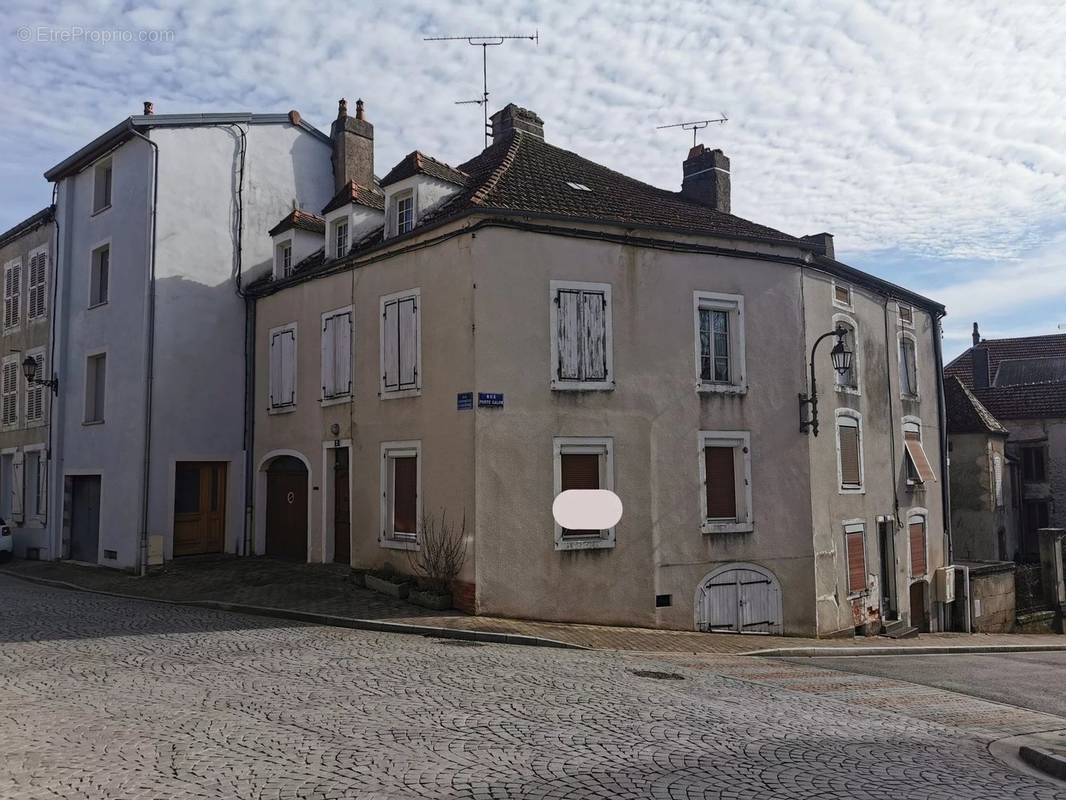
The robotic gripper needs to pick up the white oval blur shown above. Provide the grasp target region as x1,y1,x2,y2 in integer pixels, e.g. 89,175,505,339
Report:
552,489,623,530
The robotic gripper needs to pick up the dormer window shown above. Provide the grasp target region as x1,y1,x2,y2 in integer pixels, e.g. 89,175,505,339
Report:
333,219,349,258
396,194,414,235
276,241,293,279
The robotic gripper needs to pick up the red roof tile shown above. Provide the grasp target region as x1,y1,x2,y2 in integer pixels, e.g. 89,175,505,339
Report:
321,180,384,214
268,209,325,237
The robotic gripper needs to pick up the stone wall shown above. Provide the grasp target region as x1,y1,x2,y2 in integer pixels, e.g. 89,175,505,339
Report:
962,560,1016,632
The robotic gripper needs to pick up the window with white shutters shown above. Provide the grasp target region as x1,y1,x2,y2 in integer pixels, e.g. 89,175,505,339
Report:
1,357,17,427
4,259,20,329
10,450,24,523
694,291,745,393
322,308,352,400
269,325,297,410
27,248,47,320
24,351,44,425
550,281,612,390
380,290,420,397
34,450,47,517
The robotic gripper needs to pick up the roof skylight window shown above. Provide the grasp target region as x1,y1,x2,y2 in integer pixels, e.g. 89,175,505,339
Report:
565,181,592,192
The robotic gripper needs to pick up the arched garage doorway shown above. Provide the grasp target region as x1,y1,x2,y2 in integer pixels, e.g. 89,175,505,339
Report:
695,563,783,634
264,455,308,561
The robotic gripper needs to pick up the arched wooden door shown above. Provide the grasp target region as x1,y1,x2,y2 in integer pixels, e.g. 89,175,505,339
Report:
265,456,308,561
696,564,783,634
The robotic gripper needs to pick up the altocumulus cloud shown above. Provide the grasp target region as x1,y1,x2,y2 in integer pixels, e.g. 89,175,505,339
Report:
2,0,1064,351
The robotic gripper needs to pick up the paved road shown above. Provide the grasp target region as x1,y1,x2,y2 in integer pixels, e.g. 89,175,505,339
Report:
783,651,1066,718
1,576,1064,799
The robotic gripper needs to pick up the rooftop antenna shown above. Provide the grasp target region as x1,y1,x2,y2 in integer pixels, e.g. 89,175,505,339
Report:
424,31,539,148
656,115,729,148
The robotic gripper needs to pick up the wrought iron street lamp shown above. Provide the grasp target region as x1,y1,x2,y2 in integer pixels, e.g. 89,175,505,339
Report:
798,326,852,436
22,354,58,395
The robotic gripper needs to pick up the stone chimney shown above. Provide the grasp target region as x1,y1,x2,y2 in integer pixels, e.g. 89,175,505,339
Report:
330,97,374,192
143,101,154,115
490,104,544,145
972,344,991,390
802,232,835,260
972,322,981,346
681,144,730,213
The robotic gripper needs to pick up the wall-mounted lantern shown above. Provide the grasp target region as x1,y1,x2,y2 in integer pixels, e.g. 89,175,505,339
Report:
798,326,852,436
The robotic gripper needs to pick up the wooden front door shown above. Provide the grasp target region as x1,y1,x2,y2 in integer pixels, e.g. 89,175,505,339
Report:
173,462,226,557
333,449,350,564
265,456,307,561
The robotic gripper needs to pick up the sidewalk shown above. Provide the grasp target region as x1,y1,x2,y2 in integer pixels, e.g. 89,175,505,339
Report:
3,557,1063,655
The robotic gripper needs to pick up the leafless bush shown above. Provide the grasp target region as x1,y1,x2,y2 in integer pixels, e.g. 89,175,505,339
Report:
1015,563,1046,612
407,509,467,594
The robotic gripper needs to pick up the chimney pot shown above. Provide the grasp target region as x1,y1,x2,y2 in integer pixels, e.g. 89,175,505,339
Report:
972,322,981,346
337,98,348,119
681,146,730,213
330,95,373,192
288,110,301,126
489,104,544,145
356,99,364,120
143,101,154,115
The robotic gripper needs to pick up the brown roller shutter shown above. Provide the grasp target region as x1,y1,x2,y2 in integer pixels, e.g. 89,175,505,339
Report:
393,456,417,535
704,446,737,519
560,453,600,536
839,424,861,487
904,432,937,483
909,520,927,577
845,530,866,594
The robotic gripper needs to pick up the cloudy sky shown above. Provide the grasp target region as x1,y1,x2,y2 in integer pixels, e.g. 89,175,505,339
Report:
3,0,1064,358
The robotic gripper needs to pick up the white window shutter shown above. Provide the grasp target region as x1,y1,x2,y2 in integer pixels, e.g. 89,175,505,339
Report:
11,450,24,522
335,312,352,395
557,290,581,380
383,301,399,390
398,299,417,388
37,455,47,516
280,330,296,405
582,291,607,381
269,333,282,406
321,316,336,398
2,361,16,425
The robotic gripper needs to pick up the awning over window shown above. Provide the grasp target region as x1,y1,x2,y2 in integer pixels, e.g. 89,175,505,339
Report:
904,434,937,483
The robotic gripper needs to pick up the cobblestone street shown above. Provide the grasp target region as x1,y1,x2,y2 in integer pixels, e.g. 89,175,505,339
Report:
1,576,1064,800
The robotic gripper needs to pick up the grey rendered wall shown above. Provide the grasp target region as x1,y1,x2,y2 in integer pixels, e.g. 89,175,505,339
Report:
950,433,1013,561
470,226,817,633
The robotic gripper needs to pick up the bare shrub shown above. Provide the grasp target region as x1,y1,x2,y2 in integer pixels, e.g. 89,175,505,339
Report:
407,509,467,594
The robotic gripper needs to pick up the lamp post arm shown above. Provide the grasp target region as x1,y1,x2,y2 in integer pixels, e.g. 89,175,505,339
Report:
799,328,844,436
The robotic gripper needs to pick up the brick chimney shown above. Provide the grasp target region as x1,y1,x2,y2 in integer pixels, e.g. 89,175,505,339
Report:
330,97,374,192
972,345,991,390
972,322,981,346
802,232,835,260
681,144,730,213
143,101,154,115
490,104,544,145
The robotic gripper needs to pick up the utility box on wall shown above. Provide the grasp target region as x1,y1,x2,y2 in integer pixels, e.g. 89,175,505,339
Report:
935,565,956,603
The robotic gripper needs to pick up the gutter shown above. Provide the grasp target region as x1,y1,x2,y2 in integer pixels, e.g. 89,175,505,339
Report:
129,129,159,577
933,310,953,567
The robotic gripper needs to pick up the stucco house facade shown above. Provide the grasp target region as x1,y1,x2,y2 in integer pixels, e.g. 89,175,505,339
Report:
249,102,950,637
0,207,55,558
42,104,334,569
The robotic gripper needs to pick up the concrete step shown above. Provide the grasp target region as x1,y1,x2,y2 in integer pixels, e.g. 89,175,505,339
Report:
880,623,919,639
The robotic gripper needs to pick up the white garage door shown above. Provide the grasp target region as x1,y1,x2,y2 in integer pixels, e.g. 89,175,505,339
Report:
696,564,782,634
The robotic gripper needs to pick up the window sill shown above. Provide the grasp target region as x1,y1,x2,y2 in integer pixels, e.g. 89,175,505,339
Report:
697,383,747,396
320,395,351,408
555,533,615,551
701,521,754,534
25,420,46,429
900,393,920,402
380,536,419,551
834,385,861,397
82,419,105,426
88,301,108,310
380,388,421,400
551,381,615,392
91,204,112,218
267,405,296,415
839,486,865,495
832,300,854,312
29,315,48,325
847,590,869,601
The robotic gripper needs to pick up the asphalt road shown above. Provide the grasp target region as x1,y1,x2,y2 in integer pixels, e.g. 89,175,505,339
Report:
784,650,1066,718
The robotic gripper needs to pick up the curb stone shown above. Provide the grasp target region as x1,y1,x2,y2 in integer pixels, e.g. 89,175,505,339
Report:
1020,745,1066,782
0,570,587,651
746,644,1066,658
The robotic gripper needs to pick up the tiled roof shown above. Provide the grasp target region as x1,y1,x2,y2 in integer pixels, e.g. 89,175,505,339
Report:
268,209,325,237
322,181,385,214
0,206,54,250
945,333,1066,420
945,376,1007,435
379,151,468,188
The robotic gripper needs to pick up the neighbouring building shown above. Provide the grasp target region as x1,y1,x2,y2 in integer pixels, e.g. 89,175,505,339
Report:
248,101,950,637
42,103,333,568
945,324,1066,562
0,206,55,557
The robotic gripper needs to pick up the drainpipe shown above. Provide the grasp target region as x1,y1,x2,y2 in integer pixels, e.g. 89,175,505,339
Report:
130,128,159,577
933,312,952,566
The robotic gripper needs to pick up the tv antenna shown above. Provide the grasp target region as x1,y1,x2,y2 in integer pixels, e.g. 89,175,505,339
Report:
424,31,539,148
656,115,729,147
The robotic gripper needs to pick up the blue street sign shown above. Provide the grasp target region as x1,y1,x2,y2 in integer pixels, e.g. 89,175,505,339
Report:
478,392,504,408
457,392,473,410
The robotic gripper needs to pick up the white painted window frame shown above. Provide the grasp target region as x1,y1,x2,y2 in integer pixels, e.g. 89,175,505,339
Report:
267,323,298,413
832,312,861,396
23,443,46,523
831,280,853,311
693,291,747,394
549,280,614,392
321,305,353,405
0,354,18,430
897,302,914,329
552,436,616,550
379,288,422,400
274,237,294,280
27,245,48,322
92,157,113,215
395,190,415,236
897,330,920,400
380,440,421,551
907,507,929,581
23,346,46,428
83,348,107,425
835,409,865,494
331,217,350,259
88,239,111,309
698,430,753,534
3,258,21,331
843,518,868,598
